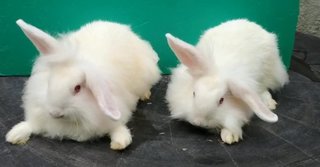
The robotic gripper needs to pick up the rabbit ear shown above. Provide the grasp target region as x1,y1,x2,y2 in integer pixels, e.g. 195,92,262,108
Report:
16,19,58,54
165,33,206,75
85,68,121,120
228,80,278,123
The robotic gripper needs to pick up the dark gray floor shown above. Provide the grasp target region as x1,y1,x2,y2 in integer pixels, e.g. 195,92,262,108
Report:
1,33,320,167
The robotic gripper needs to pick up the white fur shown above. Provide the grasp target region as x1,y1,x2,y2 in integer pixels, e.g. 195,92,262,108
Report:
166,19,289,144
6,19,161,150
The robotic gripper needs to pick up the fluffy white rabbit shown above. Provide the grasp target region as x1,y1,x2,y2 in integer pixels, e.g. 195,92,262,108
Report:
165,19,288,144
6,19,161,150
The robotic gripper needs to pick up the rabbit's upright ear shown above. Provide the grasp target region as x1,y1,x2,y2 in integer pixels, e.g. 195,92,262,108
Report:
228,80,278,123
16,19,58,54
166,33,206,76
84,67,121,120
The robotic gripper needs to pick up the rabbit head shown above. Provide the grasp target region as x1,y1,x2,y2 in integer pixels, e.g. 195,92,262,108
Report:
17,19,121,120
166,33,278,123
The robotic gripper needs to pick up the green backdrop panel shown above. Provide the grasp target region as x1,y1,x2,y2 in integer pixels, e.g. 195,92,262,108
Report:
0,0,299,75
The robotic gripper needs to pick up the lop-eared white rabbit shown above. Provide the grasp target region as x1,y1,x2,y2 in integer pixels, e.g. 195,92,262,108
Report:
6,19,161,150
165,19,288,144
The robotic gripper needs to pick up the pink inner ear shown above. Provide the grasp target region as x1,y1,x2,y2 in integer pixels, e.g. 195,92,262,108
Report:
90,80,121,120
84,66,121,120
96,90,121,120
27,35,55,54
228,81,278,123
16,19,58,54
243,95,278,122
165,33,205,75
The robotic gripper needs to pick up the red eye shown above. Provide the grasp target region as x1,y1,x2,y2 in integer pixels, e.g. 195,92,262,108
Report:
74,85,81,94
219,97,224,105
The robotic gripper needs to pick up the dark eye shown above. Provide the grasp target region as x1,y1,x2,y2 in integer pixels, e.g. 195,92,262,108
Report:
219,97,224,105
74,85,81,94
193,91,196,97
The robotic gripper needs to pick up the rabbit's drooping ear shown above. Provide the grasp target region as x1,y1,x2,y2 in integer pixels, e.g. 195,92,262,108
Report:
84,67,121,120
16,19,58,54
166,33,206,75
228,80,278,123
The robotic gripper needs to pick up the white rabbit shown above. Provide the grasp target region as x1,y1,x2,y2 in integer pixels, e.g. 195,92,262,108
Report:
6,19,161,150
165,19,289,144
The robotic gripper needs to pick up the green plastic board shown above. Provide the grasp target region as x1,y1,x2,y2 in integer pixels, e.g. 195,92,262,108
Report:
0,0,299,75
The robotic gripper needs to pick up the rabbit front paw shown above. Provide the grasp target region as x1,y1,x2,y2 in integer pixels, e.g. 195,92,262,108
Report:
267,98,277,110
220,128,242,144
6,121,32,145
262,91,277,110
140,90,151,101
110,126,132,150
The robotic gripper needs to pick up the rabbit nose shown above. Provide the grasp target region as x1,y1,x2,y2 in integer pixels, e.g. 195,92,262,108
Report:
49,110,64,119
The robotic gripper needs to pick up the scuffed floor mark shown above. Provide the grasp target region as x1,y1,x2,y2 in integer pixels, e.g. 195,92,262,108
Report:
168,121,173,144
26,145,58,165
0,146,18,167
284,157,318,167
218,143,239,167
278,113,320,133
116,153,125,167
259,125,320,163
